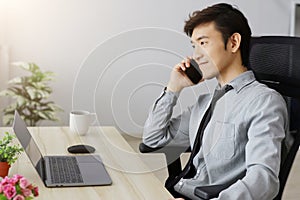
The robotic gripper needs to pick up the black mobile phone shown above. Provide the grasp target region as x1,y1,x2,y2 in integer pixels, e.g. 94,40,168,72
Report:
184,59,203,84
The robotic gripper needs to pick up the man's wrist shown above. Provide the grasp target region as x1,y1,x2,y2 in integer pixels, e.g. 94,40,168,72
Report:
166,84,183,93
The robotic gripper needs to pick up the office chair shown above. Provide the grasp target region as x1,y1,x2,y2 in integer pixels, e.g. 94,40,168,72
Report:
139,36,300,199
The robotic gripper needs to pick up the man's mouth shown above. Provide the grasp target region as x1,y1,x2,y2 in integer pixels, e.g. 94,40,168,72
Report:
199,61,208,66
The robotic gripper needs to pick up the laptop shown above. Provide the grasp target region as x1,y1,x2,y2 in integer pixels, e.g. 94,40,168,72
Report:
12,111,112,187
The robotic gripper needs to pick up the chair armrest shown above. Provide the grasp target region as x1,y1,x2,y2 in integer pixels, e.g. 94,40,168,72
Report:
194,170,246,199
139,142,191,154
139,142,163,153
194,184,230,199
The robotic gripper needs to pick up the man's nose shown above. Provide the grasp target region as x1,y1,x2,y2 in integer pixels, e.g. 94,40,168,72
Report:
193,45,206,60
193,49,204,61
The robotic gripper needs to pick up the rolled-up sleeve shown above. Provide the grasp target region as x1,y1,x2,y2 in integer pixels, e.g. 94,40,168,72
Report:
143,90,191,148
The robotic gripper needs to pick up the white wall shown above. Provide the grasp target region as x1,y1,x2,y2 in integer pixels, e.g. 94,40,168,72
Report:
293,2,300,36
0,0,294,136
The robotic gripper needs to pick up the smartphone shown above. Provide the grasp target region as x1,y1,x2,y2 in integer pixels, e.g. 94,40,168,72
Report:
184,59,203,84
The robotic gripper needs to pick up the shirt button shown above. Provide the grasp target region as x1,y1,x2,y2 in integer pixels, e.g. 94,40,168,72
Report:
178,181,183,186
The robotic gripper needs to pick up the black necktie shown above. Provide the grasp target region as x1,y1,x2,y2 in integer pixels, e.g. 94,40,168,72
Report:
166,84,233,189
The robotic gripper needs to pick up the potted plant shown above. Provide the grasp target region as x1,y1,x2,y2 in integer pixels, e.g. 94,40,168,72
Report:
0,62,63,126
0,132,23,177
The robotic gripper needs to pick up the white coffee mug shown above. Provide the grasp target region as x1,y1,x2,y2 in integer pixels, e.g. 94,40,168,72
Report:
69,110,96,136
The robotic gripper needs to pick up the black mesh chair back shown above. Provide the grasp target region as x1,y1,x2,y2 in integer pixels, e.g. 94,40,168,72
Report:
249,36,300,200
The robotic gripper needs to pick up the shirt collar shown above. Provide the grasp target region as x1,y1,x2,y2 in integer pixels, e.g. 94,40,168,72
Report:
216,70,256,93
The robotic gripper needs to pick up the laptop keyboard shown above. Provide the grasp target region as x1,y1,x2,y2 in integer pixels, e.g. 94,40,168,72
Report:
49,157,84,184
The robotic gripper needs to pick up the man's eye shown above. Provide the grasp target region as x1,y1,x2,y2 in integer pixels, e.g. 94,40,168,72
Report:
200,41,207,46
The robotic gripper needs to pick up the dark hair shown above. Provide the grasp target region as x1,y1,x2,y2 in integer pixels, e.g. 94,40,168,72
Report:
184,3,252,67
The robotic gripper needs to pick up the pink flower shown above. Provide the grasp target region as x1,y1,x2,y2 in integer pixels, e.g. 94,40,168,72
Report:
21,188,32,197
0,175,38,199
1,176,10,185
12,174,23,181
11,175,21,185
2,176,18,185
32,186,39,197
13,194,25,200
19,177,29,189
3,184,17,199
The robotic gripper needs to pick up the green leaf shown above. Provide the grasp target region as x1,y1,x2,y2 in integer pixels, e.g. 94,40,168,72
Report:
3,103,18,113
8,87,24,97
0,194,7,200
12,61,30,70
38,112,49,120
45,71,55,77
8,77,22,84
0,89,13,96
16,96,26,106
26,87,36,99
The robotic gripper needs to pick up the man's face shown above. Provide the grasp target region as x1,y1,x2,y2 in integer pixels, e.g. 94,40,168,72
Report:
191,22,233,81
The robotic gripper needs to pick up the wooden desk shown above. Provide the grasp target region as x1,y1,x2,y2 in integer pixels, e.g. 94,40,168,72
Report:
0,126,172,200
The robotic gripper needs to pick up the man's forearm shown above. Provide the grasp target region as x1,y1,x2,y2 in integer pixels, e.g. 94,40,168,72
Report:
143,90,179,148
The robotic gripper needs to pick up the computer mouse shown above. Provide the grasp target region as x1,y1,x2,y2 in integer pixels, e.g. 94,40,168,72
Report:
67,144,96,154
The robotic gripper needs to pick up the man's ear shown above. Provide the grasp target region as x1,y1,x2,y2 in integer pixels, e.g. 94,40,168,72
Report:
229,33,241,53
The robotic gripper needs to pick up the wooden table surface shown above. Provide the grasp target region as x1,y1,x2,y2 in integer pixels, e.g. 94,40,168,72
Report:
0,126,172,200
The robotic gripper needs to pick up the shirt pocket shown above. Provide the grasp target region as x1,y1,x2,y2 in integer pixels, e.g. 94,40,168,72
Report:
207,121,235,160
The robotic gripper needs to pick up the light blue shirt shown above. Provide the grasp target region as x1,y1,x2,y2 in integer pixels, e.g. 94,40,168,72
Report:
143,71,291,200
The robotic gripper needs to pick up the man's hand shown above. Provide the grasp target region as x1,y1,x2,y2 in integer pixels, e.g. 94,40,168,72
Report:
167,57,199,92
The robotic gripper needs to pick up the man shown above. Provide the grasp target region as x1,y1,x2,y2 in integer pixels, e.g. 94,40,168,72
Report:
143,3,290,200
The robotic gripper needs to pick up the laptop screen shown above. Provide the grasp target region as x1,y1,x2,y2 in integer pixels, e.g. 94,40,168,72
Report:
13,111,45,180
